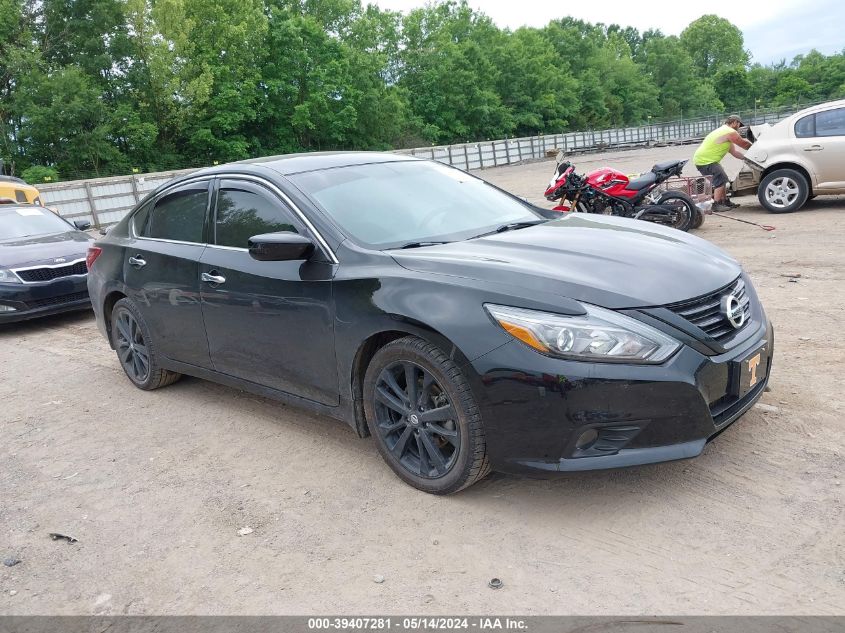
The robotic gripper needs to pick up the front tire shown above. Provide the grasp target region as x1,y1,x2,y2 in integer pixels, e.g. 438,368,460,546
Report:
759,168,809,213
111,298,181,390
363,336,490,494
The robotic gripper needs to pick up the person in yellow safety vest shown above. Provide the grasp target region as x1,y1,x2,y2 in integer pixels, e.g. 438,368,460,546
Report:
693,114,752,212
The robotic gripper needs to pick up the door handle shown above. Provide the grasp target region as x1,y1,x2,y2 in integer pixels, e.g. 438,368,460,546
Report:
803,144,824,151
201,272,226,284
128,255,146,268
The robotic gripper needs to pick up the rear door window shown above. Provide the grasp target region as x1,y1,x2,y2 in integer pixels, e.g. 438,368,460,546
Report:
15,189,28,202
815,108,845,137
214,180,302,249
140,182,210,243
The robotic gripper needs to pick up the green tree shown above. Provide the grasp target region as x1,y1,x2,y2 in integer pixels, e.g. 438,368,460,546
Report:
588,33,660,126
40,0,132,88
793,50,845,100
153,0,269,162
5,0,845,181
21,165,59,184
639,29,724,119
0,0,40,174
713,65,752,111
400,1,513,143
15,67,123,176
491,27,580,135
747,64,779,104
772,72,814,106
680,15,749,75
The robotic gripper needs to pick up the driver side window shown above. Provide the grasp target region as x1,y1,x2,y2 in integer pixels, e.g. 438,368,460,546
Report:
214,180,302,249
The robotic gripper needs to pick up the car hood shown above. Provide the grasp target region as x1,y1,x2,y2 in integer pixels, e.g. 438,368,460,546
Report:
390,214,741,309
0,231,92,268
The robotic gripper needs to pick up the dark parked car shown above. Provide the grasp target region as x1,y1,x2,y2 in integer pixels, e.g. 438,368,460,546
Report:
87,153,774,494
0,205,93,322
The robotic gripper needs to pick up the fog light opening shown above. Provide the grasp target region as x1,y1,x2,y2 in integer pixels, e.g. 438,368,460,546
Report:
575,428,599,451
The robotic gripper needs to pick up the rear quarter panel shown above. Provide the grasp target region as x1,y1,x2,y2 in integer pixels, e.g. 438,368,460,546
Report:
87,236,129,344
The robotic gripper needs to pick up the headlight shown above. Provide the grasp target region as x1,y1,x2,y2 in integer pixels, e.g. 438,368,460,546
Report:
485,303,680,364
0,269,21,284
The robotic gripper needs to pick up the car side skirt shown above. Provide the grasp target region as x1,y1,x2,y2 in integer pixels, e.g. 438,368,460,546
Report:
160,357,354,427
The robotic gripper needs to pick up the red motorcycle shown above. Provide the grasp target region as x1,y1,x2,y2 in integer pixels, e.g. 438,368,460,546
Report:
544,155,700,232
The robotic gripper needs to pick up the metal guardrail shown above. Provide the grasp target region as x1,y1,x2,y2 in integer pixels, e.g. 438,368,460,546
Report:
36,103,813,228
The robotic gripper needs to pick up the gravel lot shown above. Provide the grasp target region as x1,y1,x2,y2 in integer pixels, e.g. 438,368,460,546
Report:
1,146,843,615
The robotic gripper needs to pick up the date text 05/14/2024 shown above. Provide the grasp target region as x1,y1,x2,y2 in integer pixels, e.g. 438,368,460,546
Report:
307,618,528,631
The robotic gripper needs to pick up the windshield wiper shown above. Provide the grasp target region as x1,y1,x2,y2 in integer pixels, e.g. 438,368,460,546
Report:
397,241,452,249
473,220,546,239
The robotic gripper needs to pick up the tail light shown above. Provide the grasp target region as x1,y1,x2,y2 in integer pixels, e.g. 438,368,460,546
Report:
86,246,103,270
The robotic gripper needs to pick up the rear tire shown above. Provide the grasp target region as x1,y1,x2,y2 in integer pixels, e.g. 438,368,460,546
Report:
654,191,695,232
758,168,809,213
691,209,705,229
363,336,490,494
111,298,181,390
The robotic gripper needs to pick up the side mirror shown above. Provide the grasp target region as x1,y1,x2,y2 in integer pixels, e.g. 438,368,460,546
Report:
74,220,92,231
248,232,314,262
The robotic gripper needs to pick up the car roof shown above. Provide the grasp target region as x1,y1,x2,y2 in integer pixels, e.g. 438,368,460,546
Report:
0,175,28,185
0,176,38,191
0,204,53,215
791,99,845,118
191,151,420,179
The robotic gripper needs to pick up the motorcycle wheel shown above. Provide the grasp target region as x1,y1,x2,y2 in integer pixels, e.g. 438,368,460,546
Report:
655,191,695,232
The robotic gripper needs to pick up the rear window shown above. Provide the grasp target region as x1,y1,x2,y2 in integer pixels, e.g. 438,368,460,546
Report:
0,207,73,240
794,114,815,138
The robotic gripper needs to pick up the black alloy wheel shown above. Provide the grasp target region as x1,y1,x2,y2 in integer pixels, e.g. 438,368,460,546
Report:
373,360,460,478
111,298,181,390
114,308,150,384
363,336,490,494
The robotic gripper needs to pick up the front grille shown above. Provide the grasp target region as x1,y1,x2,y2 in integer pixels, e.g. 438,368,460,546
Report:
27,291,89,309
15,260,87,283
667,278,751,342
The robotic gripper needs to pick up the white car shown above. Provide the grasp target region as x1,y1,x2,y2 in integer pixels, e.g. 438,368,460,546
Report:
732,99,845,213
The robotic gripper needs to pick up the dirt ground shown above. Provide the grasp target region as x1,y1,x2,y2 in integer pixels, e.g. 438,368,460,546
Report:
1,146,843,615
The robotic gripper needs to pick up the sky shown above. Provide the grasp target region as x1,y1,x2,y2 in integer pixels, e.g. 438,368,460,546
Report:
368,0,844,65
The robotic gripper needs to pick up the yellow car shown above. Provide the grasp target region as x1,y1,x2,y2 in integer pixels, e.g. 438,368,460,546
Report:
0,176,43,206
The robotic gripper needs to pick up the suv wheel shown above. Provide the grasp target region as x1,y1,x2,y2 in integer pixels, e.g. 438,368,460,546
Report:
759,168,809,213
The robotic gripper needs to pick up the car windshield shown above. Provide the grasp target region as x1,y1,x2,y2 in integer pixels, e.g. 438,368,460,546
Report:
290,160,543,249
0,207,72,240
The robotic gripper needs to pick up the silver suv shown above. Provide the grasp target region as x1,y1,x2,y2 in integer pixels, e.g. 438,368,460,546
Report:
732,99,845,213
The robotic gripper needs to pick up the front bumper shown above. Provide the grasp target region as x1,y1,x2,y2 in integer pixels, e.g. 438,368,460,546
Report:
468,315,774,475
0,276,91,323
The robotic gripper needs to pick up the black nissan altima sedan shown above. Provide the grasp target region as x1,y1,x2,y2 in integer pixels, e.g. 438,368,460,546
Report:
0,204,93,322
87,152,774,494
